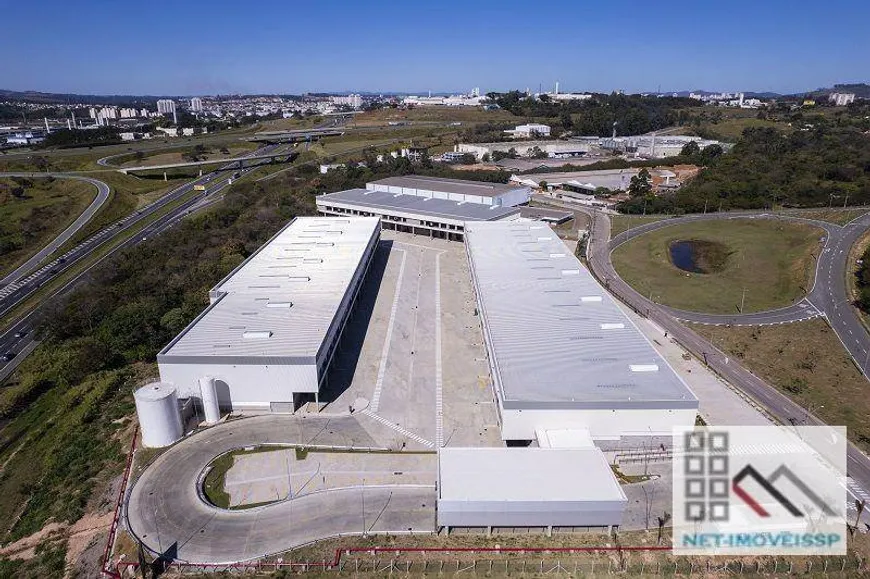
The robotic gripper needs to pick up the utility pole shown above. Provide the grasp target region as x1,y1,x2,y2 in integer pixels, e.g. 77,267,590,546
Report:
740,288,747,313
844,194,850,208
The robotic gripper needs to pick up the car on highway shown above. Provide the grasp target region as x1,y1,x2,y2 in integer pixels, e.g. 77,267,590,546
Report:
13,330,26,339
1,351,16,362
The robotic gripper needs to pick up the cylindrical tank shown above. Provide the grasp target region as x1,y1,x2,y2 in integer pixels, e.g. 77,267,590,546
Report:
199,376,221,425
134,382,183,448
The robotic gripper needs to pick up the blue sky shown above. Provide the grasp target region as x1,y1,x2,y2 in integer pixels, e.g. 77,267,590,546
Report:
1,0,868,96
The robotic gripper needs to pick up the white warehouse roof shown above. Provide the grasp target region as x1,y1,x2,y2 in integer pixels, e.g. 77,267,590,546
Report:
464,221,698,411
367,175,526,199
439,447,624,502
158,217,380,364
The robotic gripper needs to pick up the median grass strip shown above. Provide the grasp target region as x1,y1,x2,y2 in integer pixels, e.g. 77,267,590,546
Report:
611,218,823,314
0,177,96,277
689,319,870,453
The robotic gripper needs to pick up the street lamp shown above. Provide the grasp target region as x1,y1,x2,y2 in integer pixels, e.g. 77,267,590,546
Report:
740,288,747,313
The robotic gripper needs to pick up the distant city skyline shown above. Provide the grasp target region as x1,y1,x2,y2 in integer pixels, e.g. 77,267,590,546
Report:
1,0,868,96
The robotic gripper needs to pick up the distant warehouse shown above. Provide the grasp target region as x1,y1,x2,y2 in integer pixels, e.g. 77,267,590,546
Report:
157,216,380,413
464,221,698,442
316,175,530,241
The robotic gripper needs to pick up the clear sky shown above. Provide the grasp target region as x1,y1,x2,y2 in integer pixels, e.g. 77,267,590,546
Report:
2,0,867,96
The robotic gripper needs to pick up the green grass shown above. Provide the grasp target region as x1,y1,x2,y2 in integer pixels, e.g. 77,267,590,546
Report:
0,177,96,277
55,173,189,253
611,218,823,314
609,214,670,238
691,319,870,454
202,452,234,509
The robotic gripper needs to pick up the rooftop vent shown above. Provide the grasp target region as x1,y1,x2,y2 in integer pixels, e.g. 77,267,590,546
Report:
601,323,625,330
630,364,659,373
550,253,568,258
561,269,580,276
581,296,603,302
243,331,273,339
266,301,293,308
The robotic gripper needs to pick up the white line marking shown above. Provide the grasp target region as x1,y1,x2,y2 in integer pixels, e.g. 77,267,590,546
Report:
435,251,444,448
361,409,434,448
370,249,406,412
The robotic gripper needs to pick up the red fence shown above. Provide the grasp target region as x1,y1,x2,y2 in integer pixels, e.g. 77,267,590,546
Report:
100,425,138,579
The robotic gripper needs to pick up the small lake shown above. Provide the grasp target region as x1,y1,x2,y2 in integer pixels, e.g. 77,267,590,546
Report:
669,240,706,273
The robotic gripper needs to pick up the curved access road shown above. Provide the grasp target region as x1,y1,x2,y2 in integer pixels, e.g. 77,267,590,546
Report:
607,210,855,326
579,207,870,509
126,414,435,564
0,173,110,286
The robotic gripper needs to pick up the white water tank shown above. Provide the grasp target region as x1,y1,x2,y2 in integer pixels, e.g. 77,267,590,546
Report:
134,382,183,448
199,376,221,425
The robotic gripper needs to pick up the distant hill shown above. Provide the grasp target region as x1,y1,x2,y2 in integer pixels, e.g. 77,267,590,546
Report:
0,89,172,105
804,83,870,98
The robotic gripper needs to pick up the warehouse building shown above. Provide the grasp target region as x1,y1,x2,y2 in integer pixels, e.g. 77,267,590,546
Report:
316,188,521,240
366,175,531,207
315,175,530,241
437,447,627,533
457,140,591,161
157,216,381,413
464,221,698,442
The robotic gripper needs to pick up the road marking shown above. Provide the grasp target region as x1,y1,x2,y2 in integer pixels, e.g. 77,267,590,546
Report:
434,251,444,448
360,409,434,448
370,249,406,413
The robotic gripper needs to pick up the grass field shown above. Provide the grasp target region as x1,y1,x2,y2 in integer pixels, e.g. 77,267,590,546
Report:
847,229,870,333
116,142,256,168
0,177,96,277
349,105,516,128
611,218,823,314
609,214,671,238
689,319,870,453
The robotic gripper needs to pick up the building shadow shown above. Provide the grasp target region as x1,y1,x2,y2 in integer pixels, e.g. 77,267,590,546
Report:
148,541,177,577
318,239,392,405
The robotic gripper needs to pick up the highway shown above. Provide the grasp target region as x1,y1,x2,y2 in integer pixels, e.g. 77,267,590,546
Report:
579,207,870,520
0,174,110,286
0,145,277,375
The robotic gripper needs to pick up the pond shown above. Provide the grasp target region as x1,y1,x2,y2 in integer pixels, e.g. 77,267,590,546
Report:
669,239,730,274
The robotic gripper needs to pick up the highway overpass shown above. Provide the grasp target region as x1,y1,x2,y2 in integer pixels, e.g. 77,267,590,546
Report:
118,151,297,174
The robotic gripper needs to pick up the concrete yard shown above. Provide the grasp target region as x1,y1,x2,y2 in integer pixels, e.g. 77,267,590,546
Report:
225,449,436,507
322,230,501,449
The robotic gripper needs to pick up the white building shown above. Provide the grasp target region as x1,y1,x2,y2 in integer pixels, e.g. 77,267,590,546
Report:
190,97,204,112
438,447,627,532
829,92,856,106
365,175,530,207
331,94,362,109
457,140,590,160
157,217,381,413
157,99,177,115
464,221,698,442
505,123,551,138
315,176,528,241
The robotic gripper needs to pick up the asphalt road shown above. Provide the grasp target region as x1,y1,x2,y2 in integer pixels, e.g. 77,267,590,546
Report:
0,146,276,374
606,210,870,376
126,415,435,563
581,208,870,515
0,173,110,286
